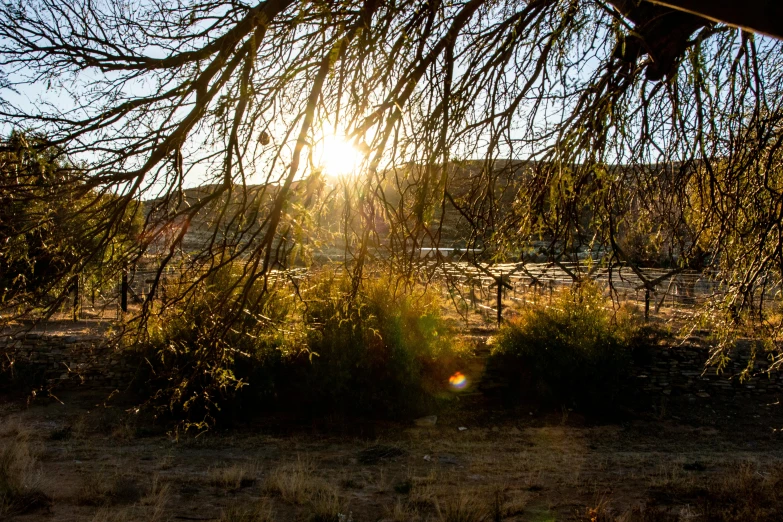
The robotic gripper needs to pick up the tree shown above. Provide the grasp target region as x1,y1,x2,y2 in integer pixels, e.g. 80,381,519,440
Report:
645,1,783,40
0,0,781,348
0,132,142,317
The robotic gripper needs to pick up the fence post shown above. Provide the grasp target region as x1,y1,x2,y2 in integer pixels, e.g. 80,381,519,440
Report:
72,274,79,322
497,272,503,327
492,272,512,327
644,288,650,321
121,271,128,313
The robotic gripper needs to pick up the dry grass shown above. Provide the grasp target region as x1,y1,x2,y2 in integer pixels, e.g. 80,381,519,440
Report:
579,461,783,521
308,487,347,522
266,458,324,503
265,458,348,520
110,420,137,441
140,474,171,520
89,506,135,522
209,461,261,490
0,427,49,517
384,499,421,521
406,469,439,508
80,472,169,521
578,503,689,522
156,453,175,471
647,460,698,491
435,489,493,522
2,399,783,522
76,468,145,507
685,462,783,521
219,498,275,522
88,505,170,522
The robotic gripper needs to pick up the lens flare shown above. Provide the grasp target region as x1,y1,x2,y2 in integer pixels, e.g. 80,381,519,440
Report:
449,371,468,390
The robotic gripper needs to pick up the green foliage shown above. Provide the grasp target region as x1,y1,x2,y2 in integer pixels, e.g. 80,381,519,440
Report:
134,263,293,430
285,270,467,418
135,267,468,430
487,282,641,414
616,214,673,268
0,132,142,307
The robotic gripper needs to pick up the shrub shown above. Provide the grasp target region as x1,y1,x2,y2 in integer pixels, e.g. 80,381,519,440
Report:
133,265,469,430
486,282,641,414
279,270,469,418
132,262,295,430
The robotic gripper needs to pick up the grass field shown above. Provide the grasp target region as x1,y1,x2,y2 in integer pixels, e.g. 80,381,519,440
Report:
2,386,783,522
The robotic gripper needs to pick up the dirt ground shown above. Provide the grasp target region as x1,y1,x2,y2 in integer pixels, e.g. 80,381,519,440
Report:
2,388,783,522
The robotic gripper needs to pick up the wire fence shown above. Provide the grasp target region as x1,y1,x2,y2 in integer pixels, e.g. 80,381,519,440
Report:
433,261,779,326
50,260,779,327
50,266,310,322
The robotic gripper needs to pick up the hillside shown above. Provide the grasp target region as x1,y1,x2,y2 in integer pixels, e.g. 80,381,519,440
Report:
141,160,535,260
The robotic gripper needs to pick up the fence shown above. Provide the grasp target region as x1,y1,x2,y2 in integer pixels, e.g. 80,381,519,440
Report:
433,261,778,326
49,260,777,327
51,266,310,322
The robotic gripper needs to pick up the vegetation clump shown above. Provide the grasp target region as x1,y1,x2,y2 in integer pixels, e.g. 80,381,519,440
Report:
0,132,141,311
486,282,644,414
0,430,49,517
135,266,469,430
285,270,468,418
132,263,293,430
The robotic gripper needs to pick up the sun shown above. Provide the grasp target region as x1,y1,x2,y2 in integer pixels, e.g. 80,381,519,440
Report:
316,135,363,178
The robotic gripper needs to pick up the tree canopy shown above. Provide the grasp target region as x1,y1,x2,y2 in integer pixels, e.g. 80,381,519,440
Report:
0,132,142,312
0,0,781,344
